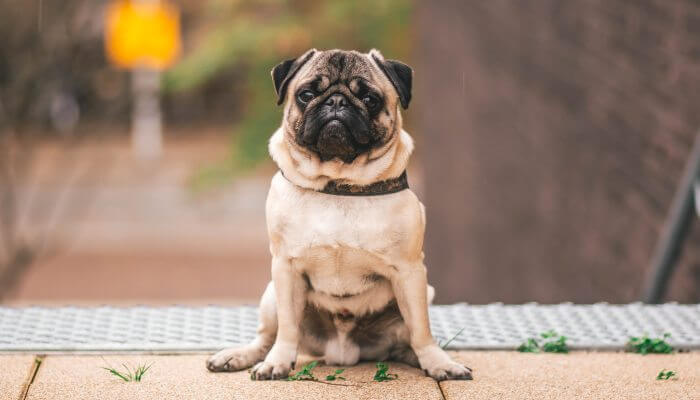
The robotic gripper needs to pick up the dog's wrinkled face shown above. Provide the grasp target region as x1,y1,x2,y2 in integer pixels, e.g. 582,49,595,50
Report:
272,49,412,163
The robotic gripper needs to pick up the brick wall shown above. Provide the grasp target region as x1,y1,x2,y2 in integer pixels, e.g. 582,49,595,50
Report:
416,0,700,303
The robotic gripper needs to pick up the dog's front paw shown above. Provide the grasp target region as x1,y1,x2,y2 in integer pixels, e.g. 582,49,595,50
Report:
418,345,473,381
250,360,293,380
249,342,296,380
207,345,266,372
423,359,472,381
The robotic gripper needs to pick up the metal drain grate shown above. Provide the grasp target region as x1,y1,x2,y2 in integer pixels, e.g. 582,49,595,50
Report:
429,303,700,350
0,303,698,352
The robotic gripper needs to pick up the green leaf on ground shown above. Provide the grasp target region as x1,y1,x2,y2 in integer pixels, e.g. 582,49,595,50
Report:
542,335,569,353
656,369,677,380
287,360,319,381
373,362,398,382
325,368,346,381
517,330,569,353
627,333,674,354
517,338,540,353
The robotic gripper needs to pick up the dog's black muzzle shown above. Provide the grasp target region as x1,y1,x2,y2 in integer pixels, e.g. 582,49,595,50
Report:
300,93,371,162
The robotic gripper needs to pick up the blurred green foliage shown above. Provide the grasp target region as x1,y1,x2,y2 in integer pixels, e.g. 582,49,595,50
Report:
163,0,412,190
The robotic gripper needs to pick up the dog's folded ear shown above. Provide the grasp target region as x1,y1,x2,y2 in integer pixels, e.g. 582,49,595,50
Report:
272,49,317,105
369,49,412,109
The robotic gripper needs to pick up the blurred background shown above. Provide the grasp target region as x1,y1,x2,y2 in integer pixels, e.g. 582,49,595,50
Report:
0,0,697,306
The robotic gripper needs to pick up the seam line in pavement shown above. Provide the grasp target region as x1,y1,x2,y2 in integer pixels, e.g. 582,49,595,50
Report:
437,381,448,400
19,355,44,400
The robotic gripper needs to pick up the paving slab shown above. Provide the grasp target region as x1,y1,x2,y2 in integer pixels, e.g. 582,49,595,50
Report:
442,351,700,400
0,355,36,400
26,355,442,400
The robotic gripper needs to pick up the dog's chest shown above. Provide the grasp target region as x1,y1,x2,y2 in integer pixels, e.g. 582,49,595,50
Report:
298,245,383,294
266,173,422,294
281,198,392,295
267,174,412,257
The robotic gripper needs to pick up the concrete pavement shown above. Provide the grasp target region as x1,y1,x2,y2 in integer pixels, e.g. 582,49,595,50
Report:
3,352,697,400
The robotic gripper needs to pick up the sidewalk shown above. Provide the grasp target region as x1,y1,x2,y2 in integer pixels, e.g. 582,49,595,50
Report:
3,352,698,400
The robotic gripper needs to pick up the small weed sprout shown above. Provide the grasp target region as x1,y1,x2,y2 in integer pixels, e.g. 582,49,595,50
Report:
627,333,673,354
278,361,355,387
101,360,153,382
540,330,569,353
325,368,346,381
517,338,540,353
656,369,677,380
373,362,398,382
439,327,466,350
517,330,569,353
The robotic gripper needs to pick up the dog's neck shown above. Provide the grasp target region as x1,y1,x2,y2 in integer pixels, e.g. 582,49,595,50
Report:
268,127,414,191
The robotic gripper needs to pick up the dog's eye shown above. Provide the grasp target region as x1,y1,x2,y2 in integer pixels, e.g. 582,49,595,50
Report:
362,95,379,110
297,90,315,103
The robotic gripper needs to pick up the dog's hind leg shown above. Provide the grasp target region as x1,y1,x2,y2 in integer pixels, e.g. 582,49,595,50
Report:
207,281,278,372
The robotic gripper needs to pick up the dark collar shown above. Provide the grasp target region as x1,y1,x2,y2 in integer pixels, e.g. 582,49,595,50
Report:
281,170,409,196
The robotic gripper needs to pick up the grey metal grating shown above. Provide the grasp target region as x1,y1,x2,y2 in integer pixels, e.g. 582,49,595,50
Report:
0,303,698,352
428,303,700,350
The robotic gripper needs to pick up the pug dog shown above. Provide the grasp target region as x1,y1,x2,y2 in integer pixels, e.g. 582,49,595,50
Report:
207,49,472,381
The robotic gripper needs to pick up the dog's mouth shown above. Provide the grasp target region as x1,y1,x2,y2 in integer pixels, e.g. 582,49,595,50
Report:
306,116,374,163
316,119,356,160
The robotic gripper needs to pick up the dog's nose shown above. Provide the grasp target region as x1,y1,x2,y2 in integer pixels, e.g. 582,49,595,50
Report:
324,94,348,110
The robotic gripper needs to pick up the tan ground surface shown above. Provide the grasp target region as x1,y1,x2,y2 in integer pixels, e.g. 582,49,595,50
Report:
0,355,35,400
9,352,696,399
25,355,441,400
446,351,699,400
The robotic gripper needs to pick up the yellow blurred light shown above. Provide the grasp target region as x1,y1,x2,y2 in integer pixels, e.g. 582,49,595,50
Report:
105,0,181,70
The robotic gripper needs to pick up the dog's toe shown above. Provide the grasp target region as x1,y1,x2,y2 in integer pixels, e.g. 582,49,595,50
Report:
207,346,267,373
251,361,290,380
426,361,472,381
206,356,228,372
418,345,474,381
448,366,473,380
251,361,269,380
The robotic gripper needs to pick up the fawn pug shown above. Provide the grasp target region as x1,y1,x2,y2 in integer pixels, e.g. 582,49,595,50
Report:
207,49,472,381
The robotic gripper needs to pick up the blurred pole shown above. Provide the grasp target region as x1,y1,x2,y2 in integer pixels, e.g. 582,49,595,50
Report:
105,0,180,160
695,178,700,218
641,132,700,303
131,67,162,160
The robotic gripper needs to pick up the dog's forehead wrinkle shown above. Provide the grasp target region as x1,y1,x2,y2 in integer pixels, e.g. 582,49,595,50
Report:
328,51,347,71
318,76,330,91
323,83,355,98
314,80,378,103
313,50,372,81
